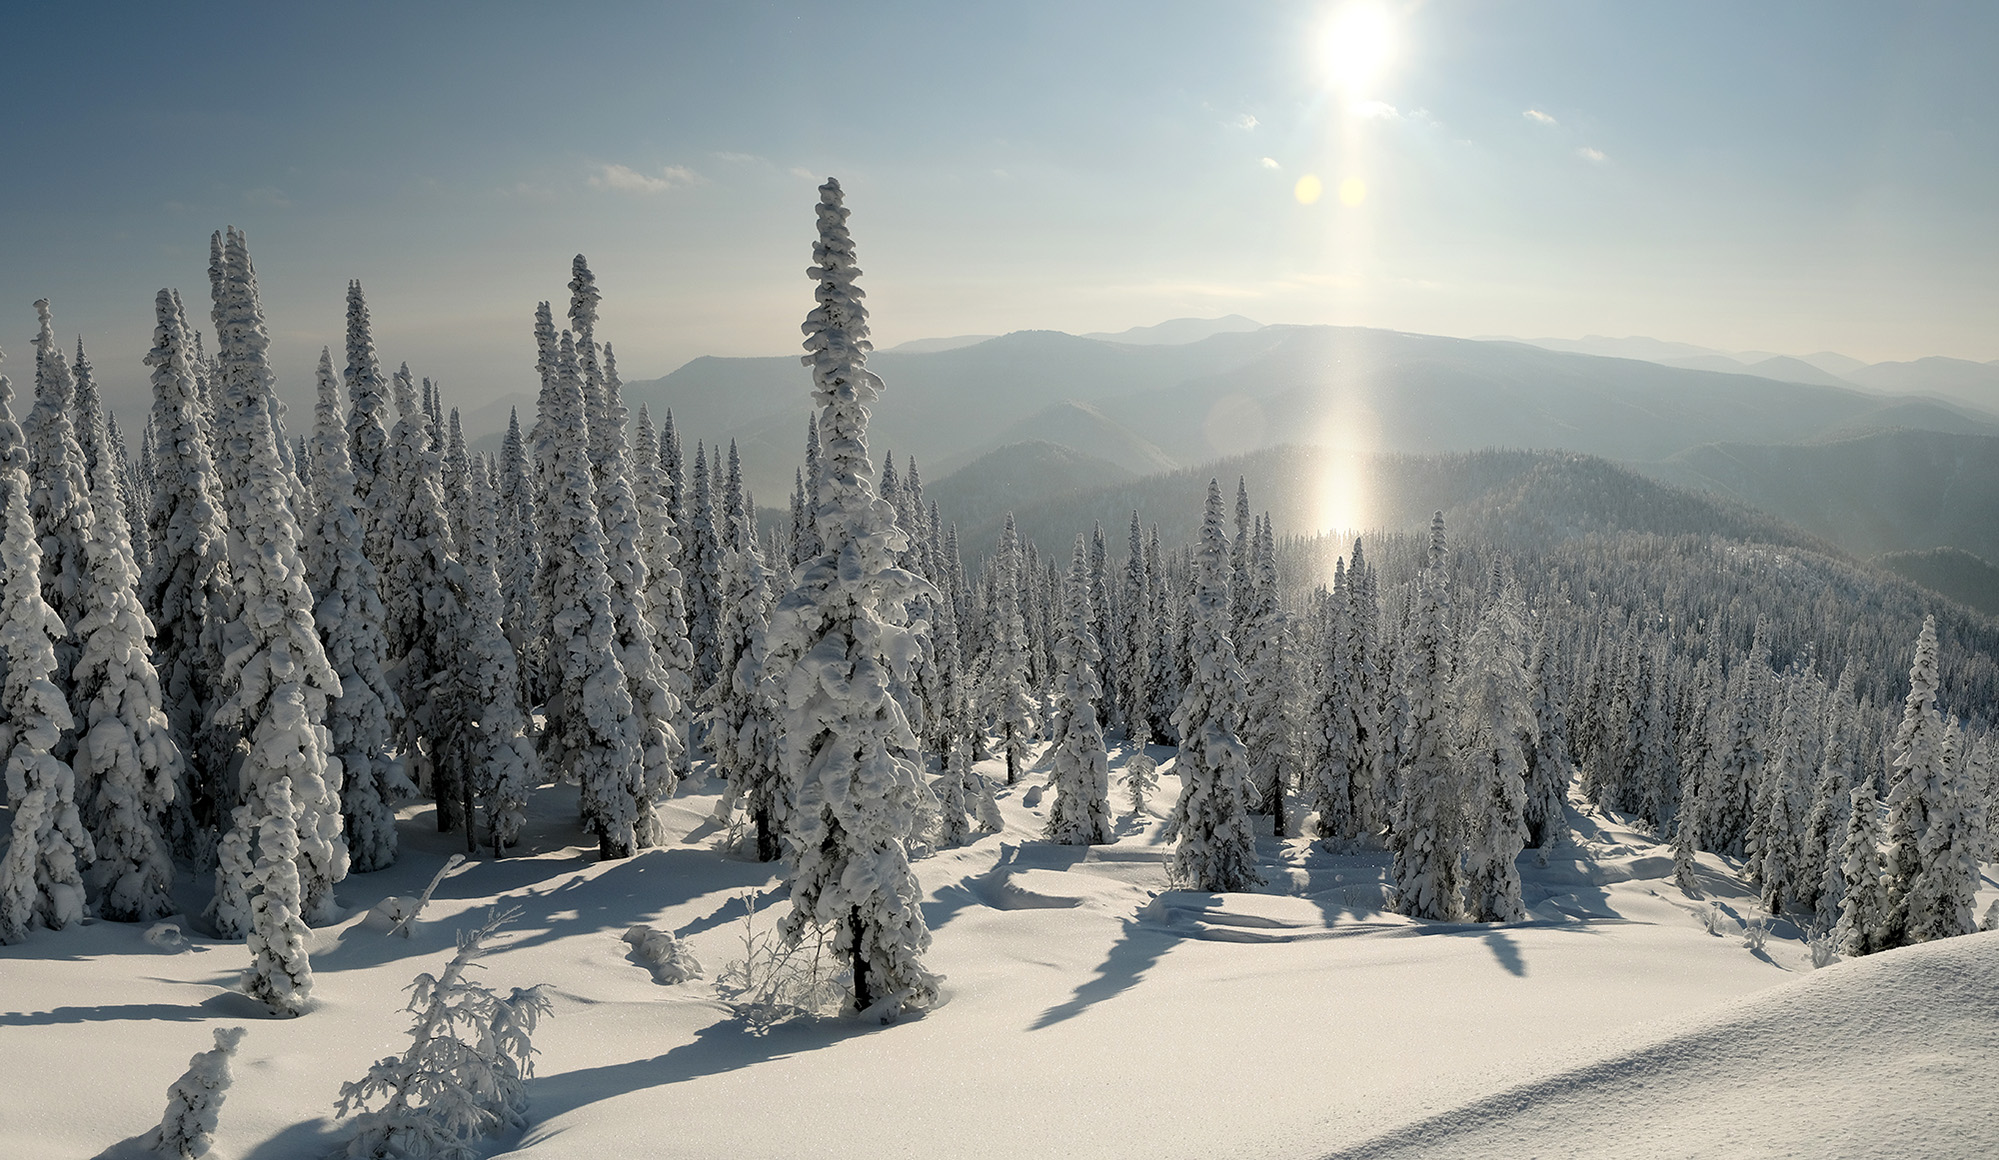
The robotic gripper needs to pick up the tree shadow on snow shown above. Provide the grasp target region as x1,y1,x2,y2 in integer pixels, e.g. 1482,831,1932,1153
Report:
1029,917,1172,1030
1481,929,1526,977
0,989,268,1027
522,1013,867,1126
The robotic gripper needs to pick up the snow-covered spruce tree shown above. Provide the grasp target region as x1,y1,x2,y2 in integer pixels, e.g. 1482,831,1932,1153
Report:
571,282,677,845
142,290,234,858
0,447,94,945
307,349,407,874
1046,535,1113,845
1907,723,1984,944
1306,559,1357,846
764,178,939,1017
1241,517,1292,837
342,282,395,572
1088,521,1115,728
1757,677,1813,915
143,1026,247,1160
1390,512,1460,921
631,405,694,784
1835,781,1891,956
1347,540,1389,837
1163,480,1261,893
336,909,552,1160
204,230,341,1014
1522,611,1572,849
986,512,1037,785
1882,615,1945,947
382,362,468,835
706,479,784,859
112,415,155,585
462,467,539,856
536,330,642,860
685,442,724,698
70,361,182,923
1453,581,1533,922
496,408,542,712
25,300,94,712
1799,669,1858,922
1120,510,1152,746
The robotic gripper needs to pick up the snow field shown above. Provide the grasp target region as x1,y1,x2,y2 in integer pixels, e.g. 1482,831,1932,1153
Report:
1,744,1992,1160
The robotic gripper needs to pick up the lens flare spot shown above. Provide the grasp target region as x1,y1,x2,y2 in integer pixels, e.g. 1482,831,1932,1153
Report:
1338,177,1368,207
1294,174,1324,205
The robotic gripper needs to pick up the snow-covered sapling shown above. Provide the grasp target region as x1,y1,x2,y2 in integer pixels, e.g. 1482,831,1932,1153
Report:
386,854,466,939
1123,752,1159,818
622,924,704,985
714,891,842,1032
142,1026,246,1160
336,908,551,1160
1742,917,1768,954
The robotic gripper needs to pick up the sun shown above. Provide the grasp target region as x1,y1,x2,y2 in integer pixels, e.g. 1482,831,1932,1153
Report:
1322,2,1395,98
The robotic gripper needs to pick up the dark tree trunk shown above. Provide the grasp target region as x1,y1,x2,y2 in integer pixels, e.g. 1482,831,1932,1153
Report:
849,907,872,1010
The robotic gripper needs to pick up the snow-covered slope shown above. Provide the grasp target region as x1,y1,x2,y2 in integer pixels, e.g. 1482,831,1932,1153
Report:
2,750,1992,1160
1326,929,1999,1159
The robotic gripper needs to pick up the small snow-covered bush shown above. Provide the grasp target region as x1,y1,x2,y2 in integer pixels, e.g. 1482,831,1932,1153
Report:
335,908,551,1160
381,854,465,939
1742,918,1768,953
1808,932,1840,969
1981,899,1999,932
713,892,841,1032
144,921,189,953
1702,904,1728,937
143,1026,245,1159
623,924,703,985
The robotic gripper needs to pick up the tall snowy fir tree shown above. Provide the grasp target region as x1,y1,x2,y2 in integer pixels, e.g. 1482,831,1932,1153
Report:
1835,780,1891,956
1241,517,1292,836
1391,513,1460,921
0,379,93,945
462,466,539,855
1882,616,1946,947
1045,535,1112,845
1522,612,1572,849
25,300,95,711
706,470,783,860
1453,582,1533,922
142,289,232,858
763,179,938,1017
343,282,395,572
69,353,182,924
203,230,339,1013
1120,511,1152,746
382,360,466,834
1163,480,1260,893
571,261,678,843
497,408,542,711
535,329,642,860
307,348,405,874
1306,556,1361,846
987,513,1037,785
630,405,694,786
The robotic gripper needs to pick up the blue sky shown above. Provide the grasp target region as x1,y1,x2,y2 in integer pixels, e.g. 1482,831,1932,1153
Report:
4,1,1996,420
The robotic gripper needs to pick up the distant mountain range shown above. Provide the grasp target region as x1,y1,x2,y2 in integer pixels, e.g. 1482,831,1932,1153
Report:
618,322,1999,506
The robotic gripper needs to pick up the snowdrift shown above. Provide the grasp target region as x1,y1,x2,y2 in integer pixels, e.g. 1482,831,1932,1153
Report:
1324,930,1999,1159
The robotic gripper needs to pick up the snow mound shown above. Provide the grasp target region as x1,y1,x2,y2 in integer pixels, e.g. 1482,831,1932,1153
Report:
1325,930,1999,1159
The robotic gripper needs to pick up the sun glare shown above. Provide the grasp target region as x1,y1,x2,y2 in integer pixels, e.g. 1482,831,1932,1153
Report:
1294,174,1325,204
1322,3,1394,98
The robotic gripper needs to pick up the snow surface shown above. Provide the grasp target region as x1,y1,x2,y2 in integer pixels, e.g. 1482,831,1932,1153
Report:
3,745,1994,1160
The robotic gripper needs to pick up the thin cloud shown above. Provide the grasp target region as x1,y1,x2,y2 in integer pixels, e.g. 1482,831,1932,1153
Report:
1349,100,1401,121
1235,113,1259,130
1523,108,1557,125
712,151,762,164
1578,146,1607,163
590,163,704,194
1260,157,1281,170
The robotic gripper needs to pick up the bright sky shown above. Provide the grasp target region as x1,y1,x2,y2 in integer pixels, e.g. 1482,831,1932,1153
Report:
3,0,1996,420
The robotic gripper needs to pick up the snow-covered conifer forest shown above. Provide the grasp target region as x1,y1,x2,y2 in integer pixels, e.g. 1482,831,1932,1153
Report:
3,177,1998,1159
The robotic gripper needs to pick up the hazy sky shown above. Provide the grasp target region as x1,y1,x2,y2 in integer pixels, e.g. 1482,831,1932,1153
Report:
4,1,1996,423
